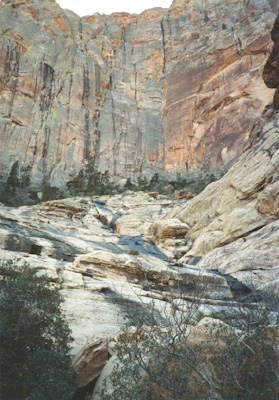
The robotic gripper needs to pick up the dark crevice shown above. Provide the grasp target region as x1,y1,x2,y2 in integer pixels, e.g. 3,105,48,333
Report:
82,63,91,159
111,87,117,176
223,274,251,300
79,20,83,40
160,18,167,75
231,27,243,56
40,62,54,112
72,377,98,400
30,244,43,255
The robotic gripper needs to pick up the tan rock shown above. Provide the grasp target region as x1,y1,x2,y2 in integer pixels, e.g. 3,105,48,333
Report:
150,218,190,244
160,109,279,260
114,193,175,236
197,220,279,293
257,180,279,217
187,317,240,346
73,250,172,285
61,269,84,289
263,14,279,107
173,190,193,200
73,337,110,388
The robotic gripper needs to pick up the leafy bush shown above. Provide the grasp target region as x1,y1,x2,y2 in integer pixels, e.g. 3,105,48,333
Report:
96,293,279,400
0,265,77,400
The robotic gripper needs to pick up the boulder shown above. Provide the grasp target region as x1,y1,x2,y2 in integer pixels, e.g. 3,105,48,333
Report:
149,219,190,244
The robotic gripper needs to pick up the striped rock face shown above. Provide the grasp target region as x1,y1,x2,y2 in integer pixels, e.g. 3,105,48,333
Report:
0,0,278,194
151,13,279,295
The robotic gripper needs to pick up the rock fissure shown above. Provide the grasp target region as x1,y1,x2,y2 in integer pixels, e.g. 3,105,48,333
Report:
160,18,167,75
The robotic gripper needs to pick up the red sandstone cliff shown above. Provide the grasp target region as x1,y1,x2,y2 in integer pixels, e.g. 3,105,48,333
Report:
0,0,278,195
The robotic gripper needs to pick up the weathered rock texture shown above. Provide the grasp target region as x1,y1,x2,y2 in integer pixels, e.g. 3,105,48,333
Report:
152,15,279,293
153,104,279,291
0,193,238,387
0,0,278,194
0,10,278,394
158,105,279,250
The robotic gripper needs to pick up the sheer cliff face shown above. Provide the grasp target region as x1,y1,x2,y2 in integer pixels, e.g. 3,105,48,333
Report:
152,13,279,295
0,0,278,190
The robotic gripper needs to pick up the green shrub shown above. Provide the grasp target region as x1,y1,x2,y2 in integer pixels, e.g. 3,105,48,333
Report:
97,296,279,400
0,264,77,400
42,185,64,201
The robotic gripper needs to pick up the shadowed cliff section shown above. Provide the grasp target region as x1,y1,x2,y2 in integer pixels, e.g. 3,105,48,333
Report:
264,14,279,108
0,0,278,200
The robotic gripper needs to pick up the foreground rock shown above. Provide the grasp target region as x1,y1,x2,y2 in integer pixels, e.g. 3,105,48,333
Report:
1,188,275,389
149,218,190,243
0,0,278,198
0,193,172,384
197,220,279,294
0,192,235,387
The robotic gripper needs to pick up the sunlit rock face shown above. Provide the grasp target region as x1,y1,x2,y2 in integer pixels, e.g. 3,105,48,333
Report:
0,0,278,192
152,18,279,294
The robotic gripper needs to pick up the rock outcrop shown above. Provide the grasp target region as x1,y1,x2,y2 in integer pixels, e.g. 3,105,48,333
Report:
157,106,279,254
152,105,279,292
0,0,278,197
1,1,279,396
0,192,238,388
151,14,279,294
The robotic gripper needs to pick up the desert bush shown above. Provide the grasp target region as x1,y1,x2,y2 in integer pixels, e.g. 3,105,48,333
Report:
96,287,279,400
0,264,77,400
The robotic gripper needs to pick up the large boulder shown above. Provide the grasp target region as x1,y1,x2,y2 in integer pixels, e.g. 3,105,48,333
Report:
149,218,190,244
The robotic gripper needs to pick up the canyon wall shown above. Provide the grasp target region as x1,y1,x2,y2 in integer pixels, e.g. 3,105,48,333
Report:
153,14,279,293
0,10,278,394
0,0,278,194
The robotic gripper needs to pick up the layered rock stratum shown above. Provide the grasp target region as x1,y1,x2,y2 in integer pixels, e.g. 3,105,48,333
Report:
0,0,278,196
1,0,279,397
152,13,279,295
0,193,235,387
